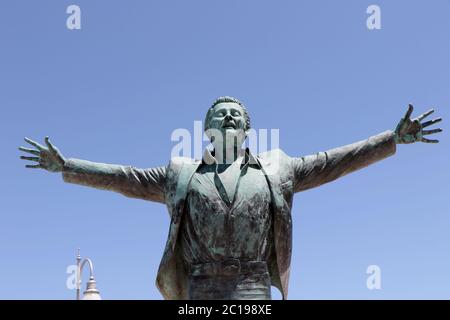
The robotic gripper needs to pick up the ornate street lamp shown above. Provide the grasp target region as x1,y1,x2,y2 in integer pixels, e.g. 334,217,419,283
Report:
76,249,101,300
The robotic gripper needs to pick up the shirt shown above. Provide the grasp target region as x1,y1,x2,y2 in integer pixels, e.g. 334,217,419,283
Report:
180,149,274,266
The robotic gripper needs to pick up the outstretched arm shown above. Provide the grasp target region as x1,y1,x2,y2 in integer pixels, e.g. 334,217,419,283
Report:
292,104,442,193
19,137,166,203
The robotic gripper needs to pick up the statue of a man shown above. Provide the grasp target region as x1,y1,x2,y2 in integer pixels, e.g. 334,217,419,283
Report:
19,97,442,300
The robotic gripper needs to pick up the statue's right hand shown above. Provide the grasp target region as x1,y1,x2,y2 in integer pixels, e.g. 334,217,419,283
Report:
19,136,66,172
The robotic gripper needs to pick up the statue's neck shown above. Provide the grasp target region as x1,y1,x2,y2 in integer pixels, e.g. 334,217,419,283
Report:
212,141,242,164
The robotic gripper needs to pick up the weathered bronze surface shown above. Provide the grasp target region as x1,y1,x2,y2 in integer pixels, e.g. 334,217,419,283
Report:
19,97,442,300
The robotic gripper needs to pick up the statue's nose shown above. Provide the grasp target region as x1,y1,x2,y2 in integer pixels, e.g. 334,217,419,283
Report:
225,114,232,121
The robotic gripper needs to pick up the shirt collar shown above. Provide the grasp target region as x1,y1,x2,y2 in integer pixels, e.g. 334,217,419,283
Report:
202,147,260,169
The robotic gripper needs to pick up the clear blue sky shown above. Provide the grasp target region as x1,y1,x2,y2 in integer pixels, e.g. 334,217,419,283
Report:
0,0,449,299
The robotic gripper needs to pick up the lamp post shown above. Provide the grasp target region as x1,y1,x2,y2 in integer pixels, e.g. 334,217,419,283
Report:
76,249,102,300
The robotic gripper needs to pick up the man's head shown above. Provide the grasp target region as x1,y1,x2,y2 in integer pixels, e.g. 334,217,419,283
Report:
204,97,251,144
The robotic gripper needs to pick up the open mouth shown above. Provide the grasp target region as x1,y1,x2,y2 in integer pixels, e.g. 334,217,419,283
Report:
222,122,236,129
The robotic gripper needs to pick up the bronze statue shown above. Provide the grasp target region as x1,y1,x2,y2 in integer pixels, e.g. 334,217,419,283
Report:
19,97,442,300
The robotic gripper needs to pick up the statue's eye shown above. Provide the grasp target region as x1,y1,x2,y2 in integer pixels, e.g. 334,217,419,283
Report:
216,112,225,117
232,111,241,116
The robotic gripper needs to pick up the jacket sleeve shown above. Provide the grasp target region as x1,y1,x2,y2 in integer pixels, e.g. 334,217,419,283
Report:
62,158,167,203
292,130,396,193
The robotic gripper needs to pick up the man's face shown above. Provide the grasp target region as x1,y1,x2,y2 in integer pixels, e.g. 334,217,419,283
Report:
205,102,248,147
207,102,248,134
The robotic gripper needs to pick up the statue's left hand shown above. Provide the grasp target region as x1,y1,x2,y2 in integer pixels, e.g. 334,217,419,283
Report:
394,104,443,144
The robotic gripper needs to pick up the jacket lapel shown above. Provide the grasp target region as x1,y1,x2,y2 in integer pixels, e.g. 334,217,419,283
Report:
170,161,201,248
256,155,291,299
